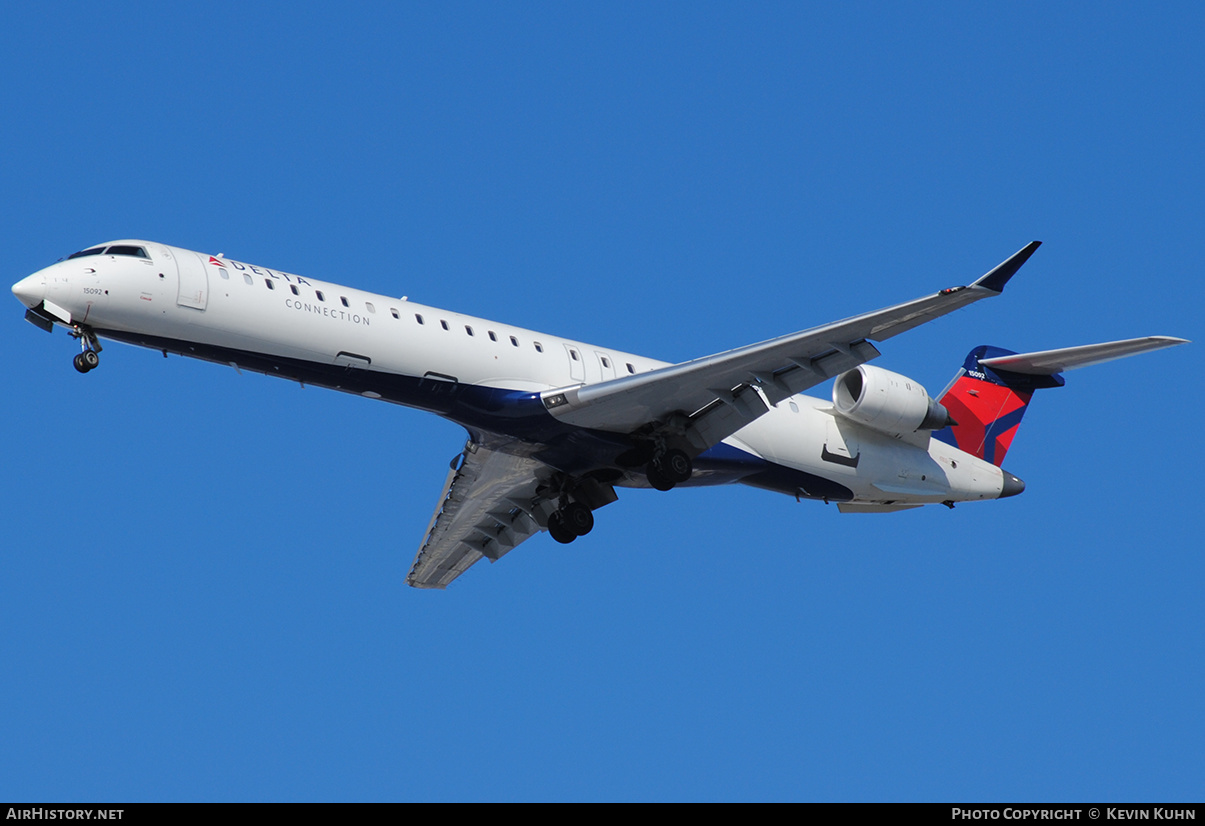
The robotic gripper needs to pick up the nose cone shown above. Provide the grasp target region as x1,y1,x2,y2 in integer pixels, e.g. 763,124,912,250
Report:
1000,471,1026,498
12,273,45,308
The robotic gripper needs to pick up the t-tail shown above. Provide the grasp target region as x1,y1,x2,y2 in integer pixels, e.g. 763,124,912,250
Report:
933,337,1188,467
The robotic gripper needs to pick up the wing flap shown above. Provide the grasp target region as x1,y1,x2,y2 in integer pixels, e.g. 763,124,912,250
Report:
543,243,1041,450
684,340,881,450
406,440,555,589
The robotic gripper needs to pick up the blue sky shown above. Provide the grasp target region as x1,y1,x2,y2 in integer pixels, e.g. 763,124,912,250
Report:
2,2,1201,801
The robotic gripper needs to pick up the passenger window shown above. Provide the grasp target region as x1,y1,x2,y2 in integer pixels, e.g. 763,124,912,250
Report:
316,290,325,301
510,336,519,347
534,342,543,353
465,326,474,336
391,308,399,319
340,296,349,307
488,331,497,342
366,302,375,313
789,401,799,413
601,357,610,368
219,269,230,280
290,285,299,295
264,279,275,290
415,314,424,324
570,349,579,361
440,320,449,330
243,274,253,286
626,363,635,374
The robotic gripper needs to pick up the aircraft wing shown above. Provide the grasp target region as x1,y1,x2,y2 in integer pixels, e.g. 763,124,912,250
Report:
542,242,1041,452
406,439,557,589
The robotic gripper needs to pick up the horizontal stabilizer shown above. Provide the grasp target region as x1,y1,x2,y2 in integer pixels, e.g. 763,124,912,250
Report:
979,336,1188,375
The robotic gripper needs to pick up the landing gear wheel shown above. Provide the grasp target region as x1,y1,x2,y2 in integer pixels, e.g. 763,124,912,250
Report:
562,501,594,536
656,449,693,484
646,463,676,491
548,512,577,544
69,324,103,373
648,448,691,490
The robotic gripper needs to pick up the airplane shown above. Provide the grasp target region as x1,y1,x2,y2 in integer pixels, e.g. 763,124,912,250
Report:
11,240,1187,588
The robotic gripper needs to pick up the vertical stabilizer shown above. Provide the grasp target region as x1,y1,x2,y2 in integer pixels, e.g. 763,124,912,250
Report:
932,346,1063,466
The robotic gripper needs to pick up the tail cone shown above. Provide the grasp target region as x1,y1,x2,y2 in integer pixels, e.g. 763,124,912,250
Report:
1000,472,1025,498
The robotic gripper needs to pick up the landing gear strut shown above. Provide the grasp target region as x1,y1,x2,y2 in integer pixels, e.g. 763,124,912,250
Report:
70,325,102,374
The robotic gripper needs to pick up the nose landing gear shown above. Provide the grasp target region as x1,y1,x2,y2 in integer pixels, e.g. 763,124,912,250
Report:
70,325,102,373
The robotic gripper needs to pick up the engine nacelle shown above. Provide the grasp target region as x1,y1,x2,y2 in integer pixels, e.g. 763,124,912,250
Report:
832,365,953,437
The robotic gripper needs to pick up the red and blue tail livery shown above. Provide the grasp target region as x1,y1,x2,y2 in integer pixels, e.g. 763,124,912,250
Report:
933,345,1062,467
934,337,1188,467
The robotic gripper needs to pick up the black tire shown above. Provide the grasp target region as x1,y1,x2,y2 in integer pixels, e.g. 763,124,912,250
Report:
646,462,675,491
73,354,90,374
548,512,577,544
563,502,594,536
82,350,99,370
657,449,693,484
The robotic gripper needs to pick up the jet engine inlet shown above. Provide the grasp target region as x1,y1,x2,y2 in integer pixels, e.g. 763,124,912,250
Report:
833,365,953,437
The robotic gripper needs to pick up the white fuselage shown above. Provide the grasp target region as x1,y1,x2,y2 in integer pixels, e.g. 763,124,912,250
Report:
12,240,1008,508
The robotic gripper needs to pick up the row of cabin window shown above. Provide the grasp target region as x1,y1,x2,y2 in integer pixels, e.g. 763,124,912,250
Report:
229,268,638,374
224,268,374,311
409,312,636,373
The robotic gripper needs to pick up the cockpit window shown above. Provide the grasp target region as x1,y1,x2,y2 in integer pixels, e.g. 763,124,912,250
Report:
67,245,149,260
67,247,106,259
106,245,149,258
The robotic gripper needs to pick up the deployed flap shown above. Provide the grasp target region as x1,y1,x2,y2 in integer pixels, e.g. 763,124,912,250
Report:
978,336,1189,375
542,242,1041,451
406,439,556,589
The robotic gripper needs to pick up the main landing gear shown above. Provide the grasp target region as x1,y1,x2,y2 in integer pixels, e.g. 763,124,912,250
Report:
646,448,693,492
69,325,102,374
548,501,594,545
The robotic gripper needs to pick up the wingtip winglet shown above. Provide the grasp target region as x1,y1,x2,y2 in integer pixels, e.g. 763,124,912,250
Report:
973,241,1042,293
